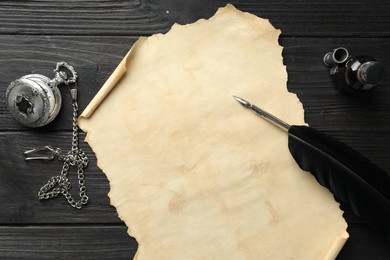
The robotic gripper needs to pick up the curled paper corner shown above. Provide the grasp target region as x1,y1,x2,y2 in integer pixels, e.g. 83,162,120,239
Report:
79,38,146,121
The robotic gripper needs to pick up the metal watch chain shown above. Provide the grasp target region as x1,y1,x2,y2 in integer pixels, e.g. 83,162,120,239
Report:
24,62,89,209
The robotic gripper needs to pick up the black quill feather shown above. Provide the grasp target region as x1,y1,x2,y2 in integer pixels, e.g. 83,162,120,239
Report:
232,96,390,242
288,125,390,241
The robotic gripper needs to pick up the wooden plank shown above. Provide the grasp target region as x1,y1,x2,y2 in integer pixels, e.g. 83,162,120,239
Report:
0,0,170,36
162,0,390,37
1,224,388,260
0,225,388,260
0,36,389,132
0,0,388,37
0,226,137,259
0,224,389,260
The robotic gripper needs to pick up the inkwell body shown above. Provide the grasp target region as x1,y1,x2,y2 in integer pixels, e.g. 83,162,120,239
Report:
324,47,385,93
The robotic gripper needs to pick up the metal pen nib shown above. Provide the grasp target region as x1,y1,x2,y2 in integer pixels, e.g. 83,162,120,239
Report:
233,96,290,131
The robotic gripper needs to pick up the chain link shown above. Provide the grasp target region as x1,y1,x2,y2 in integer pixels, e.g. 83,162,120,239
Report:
37,102,89,209
36,63,89,209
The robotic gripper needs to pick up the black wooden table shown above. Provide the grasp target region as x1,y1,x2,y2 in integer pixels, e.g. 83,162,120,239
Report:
0,1,389,259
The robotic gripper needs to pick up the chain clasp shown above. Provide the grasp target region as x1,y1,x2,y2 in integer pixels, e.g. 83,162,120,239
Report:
24,145,61,161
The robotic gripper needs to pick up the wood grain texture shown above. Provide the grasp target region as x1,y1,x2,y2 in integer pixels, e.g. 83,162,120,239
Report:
160,0,390,37
0,0,169,36
0,226,137,259
0,0,388,37
0,0,389,258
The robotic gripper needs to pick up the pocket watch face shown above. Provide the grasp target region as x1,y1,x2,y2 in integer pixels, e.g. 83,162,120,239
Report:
6,74,62,127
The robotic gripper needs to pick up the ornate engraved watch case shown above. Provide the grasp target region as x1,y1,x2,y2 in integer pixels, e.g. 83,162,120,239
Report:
6,62,77,127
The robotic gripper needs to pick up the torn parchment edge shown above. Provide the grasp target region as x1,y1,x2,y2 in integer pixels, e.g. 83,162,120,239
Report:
79,4,274,121
77,3,349,259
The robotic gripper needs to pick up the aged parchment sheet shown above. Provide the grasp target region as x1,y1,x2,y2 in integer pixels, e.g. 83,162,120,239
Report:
79,4,348,259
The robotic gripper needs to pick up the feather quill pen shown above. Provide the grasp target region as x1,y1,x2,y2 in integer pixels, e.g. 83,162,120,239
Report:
233,96,390,242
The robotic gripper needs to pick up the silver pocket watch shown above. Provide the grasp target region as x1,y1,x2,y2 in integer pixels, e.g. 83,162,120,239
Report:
6,62,89,209
6,62,77,127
